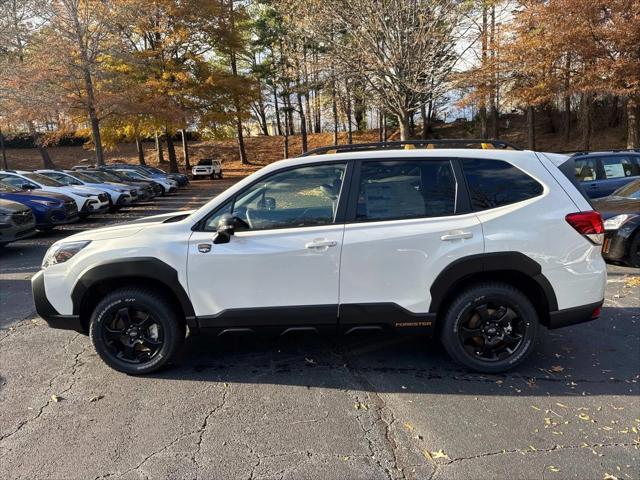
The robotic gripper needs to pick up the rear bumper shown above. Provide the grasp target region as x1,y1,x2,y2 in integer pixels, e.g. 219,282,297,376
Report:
548,300,603,329
32,270,83,333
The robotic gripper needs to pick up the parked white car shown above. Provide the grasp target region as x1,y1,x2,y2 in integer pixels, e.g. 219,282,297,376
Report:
33,144,606,375
192,158,222,180
0,171,110,218
36,170,138,210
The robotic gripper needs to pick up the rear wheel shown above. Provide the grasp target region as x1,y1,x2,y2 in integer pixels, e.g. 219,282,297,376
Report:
440,283,539,373
89,287,185,374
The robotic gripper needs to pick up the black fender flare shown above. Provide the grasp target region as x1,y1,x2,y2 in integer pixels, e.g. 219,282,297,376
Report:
71,257,195,318
428,252,558,313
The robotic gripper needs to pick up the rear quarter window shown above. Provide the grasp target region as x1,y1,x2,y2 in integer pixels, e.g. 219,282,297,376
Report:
462,159,544,210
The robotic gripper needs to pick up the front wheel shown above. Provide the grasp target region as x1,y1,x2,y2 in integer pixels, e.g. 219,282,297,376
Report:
89,287,185,374
440,283,539,373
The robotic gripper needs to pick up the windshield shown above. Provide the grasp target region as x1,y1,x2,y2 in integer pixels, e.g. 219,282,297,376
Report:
612,180,640,199
51,173,82,185
91,171,121,182
0,181,19,193
145,166,165,174
23,173,64,187
71,171,100,183
118,170,146,180
198,159,213,166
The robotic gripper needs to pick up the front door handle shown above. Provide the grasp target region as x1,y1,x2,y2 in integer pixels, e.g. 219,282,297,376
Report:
441,231,473,241
305,239,338,249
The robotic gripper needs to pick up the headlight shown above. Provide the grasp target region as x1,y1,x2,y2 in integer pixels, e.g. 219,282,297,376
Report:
42,240,91,268
603,214,634,230
32,199,58,206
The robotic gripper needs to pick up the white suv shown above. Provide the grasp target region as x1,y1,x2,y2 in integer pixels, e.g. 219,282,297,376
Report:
192,158,222,180
32,146,606,374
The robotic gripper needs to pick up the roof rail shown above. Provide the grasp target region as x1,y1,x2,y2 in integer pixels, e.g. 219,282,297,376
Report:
570,148,640,156
298,139,522,157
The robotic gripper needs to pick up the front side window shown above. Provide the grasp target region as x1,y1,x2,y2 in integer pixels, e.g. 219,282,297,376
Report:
206,163,347,231
355,160,456,221
601,155,640,179
462,159,543,210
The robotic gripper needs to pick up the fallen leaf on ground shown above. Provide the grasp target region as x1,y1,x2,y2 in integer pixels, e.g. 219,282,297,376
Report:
550,366,564,373
354,402,368,410
603,474,619,480
89,395,104,403
428,449,450,460
50,394,61,402
548,466,560,472
578,413,591,421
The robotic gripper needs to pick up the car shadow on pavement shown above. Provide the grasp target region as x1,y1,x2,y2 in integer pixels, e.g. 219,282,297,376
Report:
148,306,639,397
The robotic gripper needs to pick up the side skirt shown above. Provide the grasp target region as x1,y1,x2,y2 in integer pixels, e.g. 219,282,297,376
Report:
194,303,436,336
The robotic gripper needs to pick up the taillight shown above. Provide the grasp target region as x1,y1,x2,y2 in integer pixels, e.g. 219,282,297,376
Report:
565,211,604,245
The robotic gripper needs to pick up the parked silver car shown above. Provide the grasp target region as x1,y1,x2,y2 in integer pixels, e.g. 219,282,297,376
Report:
0,199,37,246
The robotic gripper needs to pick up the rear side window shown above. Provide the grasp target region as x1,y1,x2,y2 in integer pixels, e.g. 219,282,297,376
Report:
574,157,599,181
462,159,543,210
600,155,640,179
355,160,456,221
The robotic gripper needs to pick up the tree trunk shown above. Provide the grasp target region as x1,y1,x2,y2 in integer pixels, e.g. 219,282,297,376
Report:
314,88,322,133
332,80,339,146
229,2,247,165
382,112,387,141
305,92,313,135
345,80,353,144
135,134,146,165
27,122,56,169
379,110,384,142
421,104,428,140
273,87,283,136
284,95,295,135
610,96,620,127
488,5,499,139
165,128,179,173
563,54,571,142
354,94,365,131
580,93,593,150
297,90,308,153
155,131,165,164
283,107,290,158
627,96,639,149
256,94,269,136
526,106,536,150
0,127,7,170
181,129,191,170
398,111,410,141
479,5,488,139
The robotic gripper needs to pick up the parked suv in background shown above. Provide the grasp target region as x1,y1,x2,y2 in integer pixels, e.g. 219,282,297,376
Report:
192,158,222,180
573,150,640,198
0,171,110,219
33,142,606,375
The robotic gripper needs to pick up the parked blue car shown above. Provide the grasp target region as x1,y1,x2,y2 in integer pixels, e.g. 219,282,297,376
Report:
0,181,79,230
110,164,189,186
573,150,640,198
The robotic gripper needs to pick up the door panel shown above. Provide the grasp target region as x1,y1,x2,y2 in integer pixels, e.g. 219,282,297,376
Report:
339,214,483,315
188,225,344,322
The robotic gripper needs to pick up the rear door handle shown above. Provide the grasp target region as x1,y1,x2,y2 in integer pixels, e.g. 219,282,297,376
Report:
441,231,473,241
305,239,338,249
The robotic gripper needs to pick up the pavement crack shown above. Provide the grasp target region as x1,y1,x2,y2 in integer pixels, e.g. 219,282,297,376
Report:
192,387,229,480
445,442,638,465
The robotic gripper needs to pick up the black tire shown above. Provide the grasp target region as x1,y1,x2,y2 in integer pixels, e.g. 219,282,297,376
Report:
89,287,185,374
209,173,215,180
440,283,539,373
218,172,223,179
628,230,640,268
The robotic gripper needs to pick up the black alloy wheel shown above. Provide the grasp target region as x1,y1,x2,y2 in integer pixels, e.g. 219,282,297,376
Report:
440,283,539,373
102,306,164,364
90,287,184,374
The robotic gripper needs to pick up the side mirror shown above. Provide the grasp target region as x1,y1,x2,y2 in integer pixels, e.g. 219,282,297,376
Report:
213,214,235,244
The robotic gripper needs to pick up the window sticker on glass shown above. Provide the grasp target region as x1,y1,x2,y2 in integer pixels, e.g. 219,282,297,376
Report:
603,163,625,179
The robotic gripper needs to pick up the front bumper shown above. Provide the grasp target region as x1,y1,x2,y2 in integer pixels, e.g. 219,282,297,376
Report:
81,200,110,214
0,224,36,243
32,270,83,332
39,207,79,228
548,300,604,329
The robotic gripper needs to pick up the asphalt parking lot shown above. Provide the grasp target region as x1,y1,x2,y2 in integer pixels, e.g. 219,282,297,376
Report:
1,181,638,480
